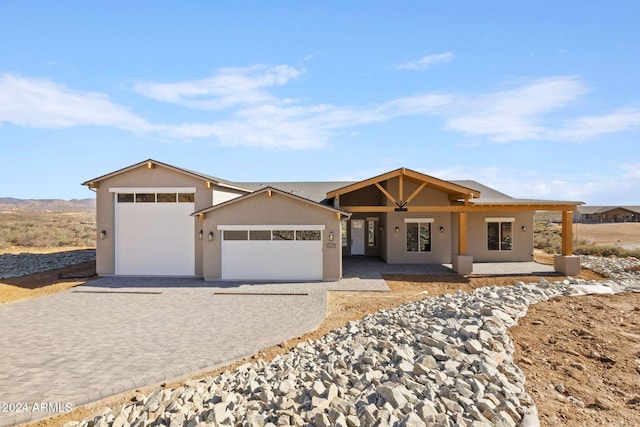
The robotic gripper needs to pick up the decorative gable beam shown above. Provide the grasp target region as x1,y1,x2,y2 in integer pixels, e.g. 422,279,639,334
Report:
405,182,427,205
328,169,404,198
374,182,398,206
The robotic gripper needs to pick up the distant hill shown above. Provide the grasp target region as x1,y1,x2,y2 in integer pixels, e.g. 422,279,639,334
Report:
0,197,95,212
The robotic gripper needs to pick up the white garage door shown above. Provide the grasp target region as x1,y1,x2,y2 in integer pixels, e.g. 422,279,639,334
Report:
221,225,323,281
114,189,195,276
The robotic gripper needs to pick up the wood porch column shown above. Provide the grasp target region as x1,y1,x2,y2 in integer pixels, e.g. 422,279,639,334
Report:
452,211,472,274
561,210,573,255
458,212,467,255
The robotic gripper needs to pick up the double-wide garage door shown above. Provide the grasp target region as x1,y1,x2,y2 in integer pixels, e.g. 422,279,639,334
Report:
114,188,195,276
221,226,323,281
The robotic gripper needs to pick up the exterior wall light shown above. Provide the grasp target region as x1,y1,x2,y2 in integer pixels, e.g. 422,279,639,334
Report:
395,226,400,233
440,226,445,233
99,230,107,240
208,231,214,241
199,230,203,240
521,225,527,232
329,231,334,241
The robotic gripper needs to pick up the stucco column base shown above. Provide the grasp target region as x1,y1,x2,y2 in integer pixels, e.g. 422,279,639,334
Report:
554,255,581,276
452,254,473,274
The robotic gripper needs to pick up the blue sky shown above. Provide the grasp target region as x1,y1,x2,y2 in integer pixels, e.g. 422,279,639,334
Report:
1,1,639,204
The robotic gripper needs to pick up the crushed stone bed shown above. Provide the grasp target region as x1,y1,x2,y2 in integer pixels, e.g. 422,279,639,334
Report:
62,257,640,427
0,250,95,279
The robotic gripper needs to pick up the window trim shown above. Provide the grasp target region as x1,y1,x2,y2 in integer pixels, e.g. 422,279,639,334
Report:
405,218,433,253
486,218,514,251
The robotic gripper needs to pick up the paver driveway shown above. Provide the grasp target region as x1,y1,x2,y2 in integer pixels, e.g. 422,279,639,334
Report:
0,278,330,426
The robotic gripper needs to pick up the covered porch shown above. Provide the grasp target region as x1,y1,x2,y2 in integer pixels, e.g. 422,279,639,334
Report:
329,168,582,276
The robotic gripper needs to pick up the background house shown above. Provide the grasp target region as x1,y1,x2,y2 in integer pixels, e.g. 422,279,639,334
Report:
575,206,640,223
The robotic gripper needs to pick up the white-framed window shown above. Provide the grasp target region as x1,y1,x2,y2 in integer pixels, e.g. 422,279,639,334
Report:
116,192,194,203
405,218,433,252
341,220,348,247
486,218,514,251
367,217,379,247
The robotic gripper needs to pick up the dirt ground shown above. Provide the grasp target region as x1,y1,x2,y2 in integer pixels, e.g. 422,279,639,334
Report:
0,254,637,426
511,292,640,427
574,222,640,247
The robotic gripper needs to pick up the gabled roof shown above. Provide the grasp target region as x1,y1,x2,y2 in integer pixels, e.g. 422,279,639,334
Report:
82,159,251,193
326,167,481,200
192,186,351,218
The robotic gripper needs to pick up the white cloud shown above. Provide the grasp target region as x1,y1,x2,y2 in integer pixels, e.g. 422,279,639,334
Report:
2,68,640,151
133,65,303,110
392,52,455,70
0,74,152,132
442,76,589,142
551,109,640,140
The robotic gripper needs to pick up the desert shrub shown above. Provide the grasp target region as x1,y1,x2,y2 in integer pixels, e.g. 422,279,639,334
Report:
0,211,96,248
534,222,563,254
574,244,640,258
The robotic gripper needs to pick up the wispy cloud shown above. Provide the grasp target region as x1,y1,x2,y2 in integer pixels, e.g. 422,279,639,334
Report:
0,73,152,132
442,76,589,142
2,68,640,150
133,65,303,111
551,109,640,140
392,52,455,70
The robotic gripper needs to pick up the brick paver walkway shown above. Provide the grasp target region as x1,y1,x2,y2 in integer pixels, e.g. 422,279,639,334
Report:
0,278,331,426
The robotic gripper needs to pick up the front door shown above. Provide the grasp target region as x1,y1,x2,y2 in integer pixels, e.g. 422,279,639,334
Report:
351,219,365,255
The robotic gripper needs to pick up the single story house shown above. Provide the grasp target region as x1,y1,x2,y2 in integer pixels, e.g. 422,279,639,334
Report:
575,206,640,223
83,159,583,279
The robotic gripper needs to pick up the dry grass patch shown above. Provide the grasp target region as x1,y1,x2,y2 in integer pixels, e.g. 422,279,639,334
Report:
0,262,97,304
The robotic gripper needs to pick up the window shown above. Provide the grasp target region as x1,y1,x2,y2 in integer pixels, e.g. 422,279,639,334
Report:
406,220,431,252
224,230,248,240
296,230,321,241
487,219,513,251
367,219,377,247
157,193,177,203
116,191,194,203
273,230,294,240
117,193,134,203
341,220,348,247
178,193,195,203
136,193,155,203
249,230,271,240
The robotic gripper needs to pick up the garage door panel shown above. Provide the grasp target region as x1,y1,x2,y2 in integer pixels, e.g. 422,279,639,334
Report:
222,240,322,281
116,201,194,276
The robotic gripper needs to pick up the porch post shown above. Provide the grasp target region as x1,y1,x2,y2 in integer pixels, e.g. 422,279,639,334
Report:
452,211,473,274
458,212,467,255
561,210,573,255
554,210,580,275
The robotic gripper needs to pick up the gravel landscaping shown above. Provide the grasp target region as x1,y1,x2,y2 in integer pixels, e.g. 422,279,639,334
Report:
60,256,640,427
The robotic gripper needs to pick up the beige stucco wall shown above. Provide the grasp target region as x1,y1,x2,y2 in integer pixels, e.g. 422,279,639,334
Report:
461,211,534,262
201,191,343,281
383,211,452,264
91,164,214,276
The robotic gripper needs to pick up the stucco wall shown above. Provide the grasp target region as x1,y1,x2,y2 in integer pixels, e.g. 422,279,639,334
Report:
383,211,452,264
92,164,213,276
462,211,534,262
201,191,343,281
